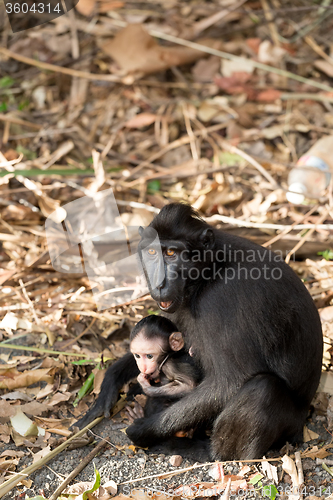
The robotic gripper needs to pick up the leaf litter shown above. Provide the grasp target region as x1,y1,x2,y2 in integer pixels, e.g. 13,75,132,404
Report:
1,0,333,498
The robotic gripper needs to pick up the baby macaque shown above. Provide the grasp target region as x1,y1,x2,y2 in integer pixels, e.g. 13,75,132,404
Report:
129,316,200,400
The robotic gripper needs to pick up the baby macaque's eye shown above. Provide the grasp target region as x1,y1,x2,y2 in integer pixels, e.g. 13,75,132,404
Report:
134,354,140,359
146,354,154,359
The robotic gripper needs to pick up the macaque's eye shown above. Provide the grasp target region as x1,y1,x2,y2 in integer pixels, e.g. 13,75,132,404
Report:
148,248,156,255
166,249,175,256
134,354,140,359
146,354,154,359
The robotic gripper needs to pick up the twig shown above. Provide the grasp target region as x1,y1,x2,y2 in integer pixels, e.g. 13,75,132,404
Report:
120,457,283,486
280,93,333,103
182,102,199,161
0,113,42,130
0,47,120,82
212,134,279,188
191,0,247,37
62,317,96,349
19,278,40,325
49,437,109,500
262,205,320,247
294,451,304,486
0,343,89,357
261,0,280,46
285,207,330,264
305,35,333,65
124,122,229,183
206,213,333,231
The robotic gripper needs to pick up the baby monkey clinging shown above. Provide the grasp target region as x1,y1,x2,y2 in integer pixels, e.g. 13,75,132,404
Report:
130,315,200,400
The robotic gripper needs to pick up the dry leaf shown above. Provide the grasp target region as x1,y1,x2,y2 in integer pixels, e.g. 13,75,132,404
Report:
261,458,278,483
103,480,117,495
0,367,55,390
76,0,96,16
65,481,111,500
320,306,333,322
303,426,320,442
32,445,51,464
16,175,66,222
48,392,72,406
101,24,221,76
125,113,157,128
302,445,332,460
258,40,286,65
256,90,282,102
318,372,333,394
98,0,124,13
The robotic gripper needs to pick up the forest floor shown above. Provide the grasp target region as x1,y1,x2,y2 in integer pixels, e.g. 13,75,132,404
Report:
1,0,333,499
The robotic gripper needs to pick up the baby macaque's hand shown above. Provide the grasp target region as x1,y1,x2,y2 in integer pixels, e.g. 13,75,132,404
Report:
126,402,145,422
137,373,152,389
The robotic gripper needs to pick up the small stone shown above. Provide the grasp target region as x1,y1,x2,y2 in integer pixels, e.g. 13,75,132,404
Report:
169,455,183,467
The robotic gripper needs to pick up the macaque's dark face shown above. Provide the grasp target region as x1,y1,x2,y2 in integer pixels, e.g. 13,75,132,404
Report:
130,332,165,379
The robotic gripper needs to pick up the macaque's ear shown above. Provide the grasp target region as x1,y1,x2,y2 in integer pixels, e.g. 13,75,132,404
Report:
169,332,184,351
199,228,215,249
138,226,144,236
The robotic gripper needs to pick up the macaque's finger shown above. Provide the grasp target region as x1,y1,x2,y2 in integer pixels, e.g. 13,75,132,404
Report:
126,402,145,421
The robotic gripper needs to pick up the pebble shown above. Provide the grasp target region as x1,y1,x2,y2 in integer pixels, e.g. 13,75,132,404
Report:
169,455,183,467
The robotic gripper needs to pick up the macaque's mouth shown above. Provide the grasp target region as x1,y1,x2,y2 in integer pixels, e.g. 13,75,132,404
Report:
159,301,173,311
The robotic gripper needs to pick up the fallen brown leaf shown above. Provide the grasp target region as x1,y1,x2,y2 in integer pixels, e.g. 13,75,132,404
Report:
125,113,157,129
101,24,222,76
0,367,56,390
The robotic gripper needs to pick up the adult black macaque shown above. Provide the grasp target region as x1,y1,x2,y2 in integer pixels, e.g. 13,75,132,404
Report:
77,203,323,461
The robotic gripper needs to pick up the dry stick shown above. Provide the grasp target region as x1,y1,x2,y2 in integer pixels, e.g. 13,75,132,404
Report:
120,457,283,486
62,317,96,349
280,93,333,103
124,122,228,183
0,47,120,82
262,204,320,248
19,278,40,325
305,35,333,65
285,207,330,264
294,451,304,486
191,0,247,37
0,113,42,130
206,213,333,231
261,0,280,46
49,437,109,500
212,133,278,188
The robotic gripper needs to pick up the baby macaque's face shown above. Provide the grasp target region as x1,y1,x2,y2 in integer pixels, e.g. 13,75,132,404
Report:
130,332,165,379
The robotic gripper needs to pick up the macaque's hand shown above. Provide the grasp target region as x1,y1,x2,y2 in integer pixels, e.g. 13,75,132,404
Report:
137,373,151,389
126,402,145,422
